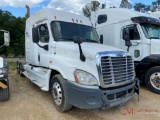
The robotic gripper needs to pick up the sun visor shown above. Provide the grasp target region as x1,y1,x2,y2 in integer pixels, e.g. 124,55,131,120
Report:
131,16,160,25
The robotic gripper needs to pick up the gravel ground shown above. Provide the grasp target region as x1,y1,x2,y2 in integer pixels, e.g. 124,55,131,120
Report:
0,62,160,120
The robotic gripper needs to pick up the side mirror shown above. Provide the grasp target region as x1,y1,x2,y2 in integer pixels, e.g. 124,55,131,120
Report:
124,28,132,47
73,36,83,44
32,26,39,43
43,45,48,51
100,35,103,44
4,31,10,46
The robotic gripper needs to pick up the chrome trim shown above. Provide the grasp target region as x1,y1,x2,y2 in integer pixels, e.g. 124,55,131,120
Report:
96,51,135,88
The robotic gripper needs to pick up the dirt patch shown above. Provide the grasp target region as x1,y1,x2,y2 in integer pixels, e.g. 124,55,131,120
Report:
0,63,160,120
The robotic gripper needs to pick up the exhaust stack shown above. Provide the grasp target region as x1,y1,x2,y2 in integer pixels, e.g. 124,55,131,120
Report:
25,5,30,19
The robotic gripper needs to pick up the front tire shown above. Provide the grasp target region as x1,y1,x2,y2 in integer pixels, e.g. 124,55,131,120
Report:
50,74,72,112
0,84,10,101
145,66,160,94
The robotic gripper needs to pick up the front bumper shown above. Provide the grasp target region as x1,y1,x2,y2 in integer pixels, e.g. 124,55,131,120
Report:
66,78,139,110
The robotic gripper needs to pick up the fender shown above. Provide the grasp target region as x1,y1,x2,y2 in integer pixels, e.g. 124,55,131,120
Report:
135,54,160,81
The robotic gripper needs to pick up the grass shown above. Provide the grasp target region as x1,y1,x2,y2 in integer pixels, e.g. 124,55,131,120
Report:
8,61,16,71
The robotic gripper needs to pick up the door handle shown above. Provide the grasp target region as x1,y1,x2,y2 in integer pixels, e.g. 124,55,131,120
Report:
38,54,40,62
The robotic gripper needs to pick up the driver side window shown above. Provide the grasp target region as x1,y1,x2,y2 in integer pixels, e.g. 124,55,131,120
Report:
39,24,49,43
123,26,140,40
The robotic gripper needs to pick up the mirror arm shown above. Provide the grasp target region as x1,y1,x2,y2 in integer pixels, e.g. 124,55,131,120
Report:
127,46,130,52
36,43,48,51
78,43,85,62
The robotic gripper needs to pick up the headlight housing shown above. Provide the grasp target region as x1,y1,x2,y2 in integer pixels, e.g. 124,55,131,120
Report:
74,70,98,86
0,68,8,74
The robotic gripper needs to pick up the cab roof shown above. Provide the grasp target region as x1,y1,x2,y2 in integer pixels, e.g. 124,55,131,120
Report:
26,8,92,27
91,8,152,25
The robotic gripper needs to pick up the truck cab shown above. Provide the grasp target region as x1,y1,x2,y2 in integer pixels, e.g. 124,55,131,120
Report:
150,11,160,20
17,8,139,112
91,8,160,94
0,30,10,101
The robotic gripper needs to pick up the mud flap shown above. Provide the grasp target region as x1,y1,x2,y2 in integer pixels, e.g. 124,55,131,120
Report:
0,79,8,89
134,78,140,102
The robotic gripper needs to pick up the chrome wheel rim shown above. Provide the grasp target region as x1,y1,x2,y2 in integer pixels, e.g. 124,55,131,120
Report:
150,72,160,90
52,82,62,105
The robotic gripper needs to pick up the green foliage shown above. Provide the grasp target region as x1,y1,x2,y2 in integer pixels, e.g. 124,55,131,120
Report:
82,1,100,18
119,0,132,9
8,61,16,71
0,9,25,57
133,0,160,12
134,3,146,12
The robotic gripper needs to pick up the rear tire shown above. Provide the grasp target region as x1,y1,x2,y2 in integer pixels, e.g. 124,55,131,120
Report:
16,61,20,74
19,62,25,77
145,66,160,94
0,83,10,101
50,74,72,112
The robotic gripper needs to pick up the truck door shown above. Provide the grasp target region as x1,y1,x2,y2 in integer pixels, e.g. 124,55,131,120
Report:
121,25,143,61
151,39,160,54
36,20,52,67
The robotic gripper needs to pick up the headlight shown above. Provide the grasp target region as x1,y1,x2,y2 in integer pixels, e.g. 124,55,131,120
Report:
0,68,8,74
74,70,98,86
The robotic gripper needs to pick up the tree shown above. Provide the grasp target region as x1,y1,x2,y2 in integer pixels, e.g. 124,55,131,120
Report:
144,5,151,12
134,3,146,12
152,1,158,12
102,4,106,9
82,4,91,18
82,1,100,18
157,0,160,6
119,0,132,9
91,1,100,11
0,9,25,56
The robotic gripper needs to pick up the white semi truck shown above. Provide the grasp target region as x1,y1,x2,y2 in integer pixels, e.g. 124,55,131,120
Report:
17,7,139,112
0,30,10,101
150,11,160,19
91,8,160,94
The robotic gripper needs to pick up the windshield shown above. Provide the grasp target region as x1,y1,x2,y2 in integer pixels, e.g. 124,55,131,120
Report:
51,21,99,43
141,24,160,39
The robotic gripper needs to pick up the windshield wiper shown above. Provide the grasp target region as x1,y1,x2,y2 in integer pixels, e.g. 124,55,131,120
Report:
84,39,99,43
149,37,160,39
58,38,73,41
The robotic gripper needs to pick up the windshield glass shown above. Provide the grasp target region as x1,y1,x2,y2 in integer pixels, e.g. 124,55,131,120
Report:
51,21,99,43
141,24,160,39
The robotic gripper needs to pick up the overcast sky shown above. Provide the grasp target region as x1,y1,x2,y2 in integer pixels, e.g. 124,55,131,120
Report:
0,0,155,17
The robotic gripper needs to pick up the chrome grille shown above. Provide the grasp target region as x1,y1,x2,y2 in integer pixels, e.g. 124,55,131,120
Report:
100,56,135,85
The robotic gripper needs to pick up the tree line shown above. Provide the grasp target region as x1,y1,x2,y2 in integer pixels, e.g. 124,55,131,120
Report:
0,1,159,56
0,10,25,57
83,0,160,17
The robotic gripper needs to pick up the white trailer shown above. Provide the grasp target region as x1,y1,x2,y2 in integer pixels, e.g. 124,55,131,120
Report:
0,30,10,101
91,8,160,94
17,7,139,112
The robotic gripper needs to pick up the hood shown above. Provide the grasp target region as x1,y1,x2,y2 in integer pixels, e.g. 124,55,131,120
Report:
0,57,4,68
57,42,125,58
82,43,124,55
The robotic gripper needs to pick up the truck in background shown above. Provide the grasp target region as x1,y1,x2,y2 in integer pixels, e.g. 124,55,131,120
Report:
0,30,10,101
91,8,160,94
150,11,160,19
17,6,139,112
